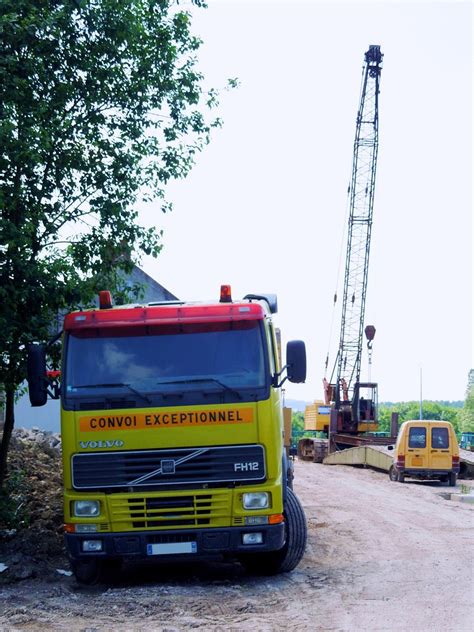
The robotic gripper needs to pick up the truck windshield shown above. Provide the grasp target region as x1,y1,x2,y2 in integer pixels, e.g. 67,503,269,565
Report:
63,320,268,408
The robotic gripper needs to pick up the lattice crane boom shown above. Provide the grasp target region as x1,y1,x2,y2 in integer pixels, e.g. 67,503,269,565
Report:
329,45,383,429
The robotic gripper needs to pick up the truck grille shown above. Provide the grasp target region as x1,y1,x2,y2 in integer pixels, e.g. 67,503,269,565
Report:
108,490,230,530
72,444,265,490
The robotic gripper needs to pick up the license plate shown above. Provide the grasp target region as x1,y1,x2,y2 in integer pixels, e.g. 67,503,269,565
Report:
412,457,422,465
147,542,197,556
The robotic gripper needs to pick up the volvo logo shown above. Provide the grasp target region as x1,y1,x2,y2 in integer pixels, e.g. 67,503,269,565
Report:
79,439,124,449
127,448,209,486
161,459,176,475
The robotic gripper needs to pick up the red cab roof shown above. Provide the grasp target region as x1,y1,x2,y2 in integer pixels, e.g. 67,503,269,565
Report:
63,301,266,331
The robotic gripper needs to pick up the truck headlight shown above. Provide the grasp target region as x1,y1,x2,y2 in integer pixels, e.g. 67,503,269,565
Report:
242,532,263,545
73,500,100,517
82,540,103,552
242,492,269,510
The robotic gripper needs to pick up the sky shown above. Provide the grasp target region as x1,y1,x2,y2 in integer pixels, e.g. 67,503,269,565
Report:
139,0,472,405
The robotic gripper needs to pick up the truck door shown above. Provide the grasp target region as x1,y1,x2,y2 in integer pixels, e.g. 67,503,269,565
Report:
429,426,451,471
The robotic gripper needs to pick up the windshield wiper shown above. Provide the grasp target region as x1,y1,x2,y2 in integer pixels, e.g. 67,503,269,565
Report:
156,378,242,400
73,383,151,404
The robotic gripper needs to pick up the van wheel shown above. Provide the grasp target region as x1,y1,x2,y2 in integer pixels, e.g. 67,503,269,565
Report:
398,472,405,483
240,488,307,575
448,472,457,487
389,465,398,482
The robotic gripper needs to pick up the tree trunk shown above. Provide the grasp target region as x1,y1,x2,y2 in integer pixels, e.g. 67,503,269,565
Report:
0,388,15,489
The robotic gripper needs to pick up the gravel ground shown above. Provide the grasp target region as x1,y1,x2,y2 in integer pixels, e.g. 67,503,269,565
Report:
0,434,473,631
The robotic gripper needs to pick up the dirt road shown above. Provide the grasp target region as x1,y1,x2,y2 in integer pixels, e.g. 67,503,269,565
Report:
1,460,473,631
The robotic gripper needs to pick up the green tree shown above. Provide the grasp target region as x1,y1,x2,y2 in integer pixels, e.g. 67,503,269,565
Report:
0,0,223,487
459,370,474,432
292,411,305,434
377,405,392,433
379,400,462,435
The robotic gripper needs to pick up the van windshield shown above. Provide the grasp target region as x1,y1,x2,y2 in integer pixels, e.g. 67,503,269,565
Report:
63,320,269,409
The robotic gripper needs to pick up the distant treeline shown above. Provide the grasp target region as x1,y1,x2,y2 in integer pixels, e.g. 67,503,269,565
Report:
377,401,469,434
292,399,474,435
381,400,463,409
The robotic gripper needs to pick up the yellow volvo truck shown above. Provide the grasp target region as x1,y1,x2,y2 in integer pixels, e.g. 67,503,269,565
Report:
27,286,307,583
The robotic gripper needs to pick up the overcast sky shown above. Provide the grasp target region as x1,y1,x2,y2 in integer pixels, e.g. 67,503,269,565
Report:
141,0,472,404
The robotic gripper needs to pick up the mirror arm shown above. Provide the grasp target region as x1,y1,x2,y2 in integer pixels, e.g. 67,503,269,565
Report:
43,375,61,400
46,383,60,400
47,331,62,347
272,364,289,388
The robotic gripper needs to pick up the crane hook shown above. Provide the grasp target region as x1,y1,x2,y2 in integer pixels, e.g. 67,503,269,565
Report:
365,325,376,350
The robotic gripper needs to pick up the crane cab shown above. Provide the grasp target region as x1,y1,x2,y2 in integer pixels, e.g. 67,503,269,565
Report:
352,382,378,432
328,381,378,434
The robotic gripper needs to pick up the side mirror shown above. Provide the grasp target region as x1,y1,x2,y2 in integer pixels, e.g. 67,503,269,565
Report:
286,340,306,383
27,344,47,407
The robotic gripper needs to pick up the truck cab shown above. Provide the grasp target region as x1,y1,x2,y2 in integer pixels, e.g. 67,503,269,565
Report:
27,287,308,583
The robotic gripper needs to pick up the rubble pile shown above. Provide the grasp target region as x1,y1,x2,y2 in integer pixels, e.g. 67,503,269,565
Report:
0,428,67,582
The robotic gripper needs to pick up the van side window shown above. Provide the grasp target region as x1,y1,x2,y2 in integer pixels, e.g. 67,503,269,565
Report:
432,427,449,449
409,427,426,448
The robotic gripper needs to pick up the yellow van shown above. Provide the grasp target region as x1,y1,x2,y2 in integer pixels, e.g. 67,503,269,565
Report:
388,420,460,486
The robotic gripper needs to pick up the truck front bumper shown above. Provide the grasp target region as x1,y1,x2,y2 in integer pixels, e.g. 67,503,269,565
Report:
65,523,285,562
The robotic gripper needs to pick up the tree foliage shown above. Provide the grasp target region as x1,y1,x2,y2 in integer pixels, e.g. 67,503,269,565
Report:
0,0,223,486
378,401,462,434
291,411,305,434
458,369,474,432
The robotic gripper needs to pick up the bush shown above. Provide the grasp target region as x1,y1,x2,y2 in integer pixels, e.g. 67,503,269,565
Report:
0,470,31,531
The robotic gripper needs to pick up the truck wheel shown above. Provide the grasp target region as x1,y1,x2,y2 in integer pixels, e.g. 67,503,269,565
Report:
71,558,122,585
398,472,405,483
70,558,101,585
241,488,307,575
389,465,398,482
448,472,457,487
287,459,294,491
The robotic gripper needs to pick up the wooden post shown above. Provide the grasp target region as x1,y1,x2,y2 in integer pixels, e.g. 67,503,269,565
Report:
390,412,399,440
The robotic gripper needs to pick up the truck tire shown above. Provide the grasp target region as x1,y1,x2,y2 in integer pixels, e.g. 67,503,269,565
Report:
70,558,101,585
287,459,294,491
398,472,405,483
241,488,307,575
448,472,457,487
71,558,122,585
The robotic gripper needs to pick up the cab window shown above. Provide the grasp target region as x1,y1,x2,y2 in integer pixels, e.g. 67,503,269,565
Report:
266,322,277,375
432,427,449,449
409,427,426,448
